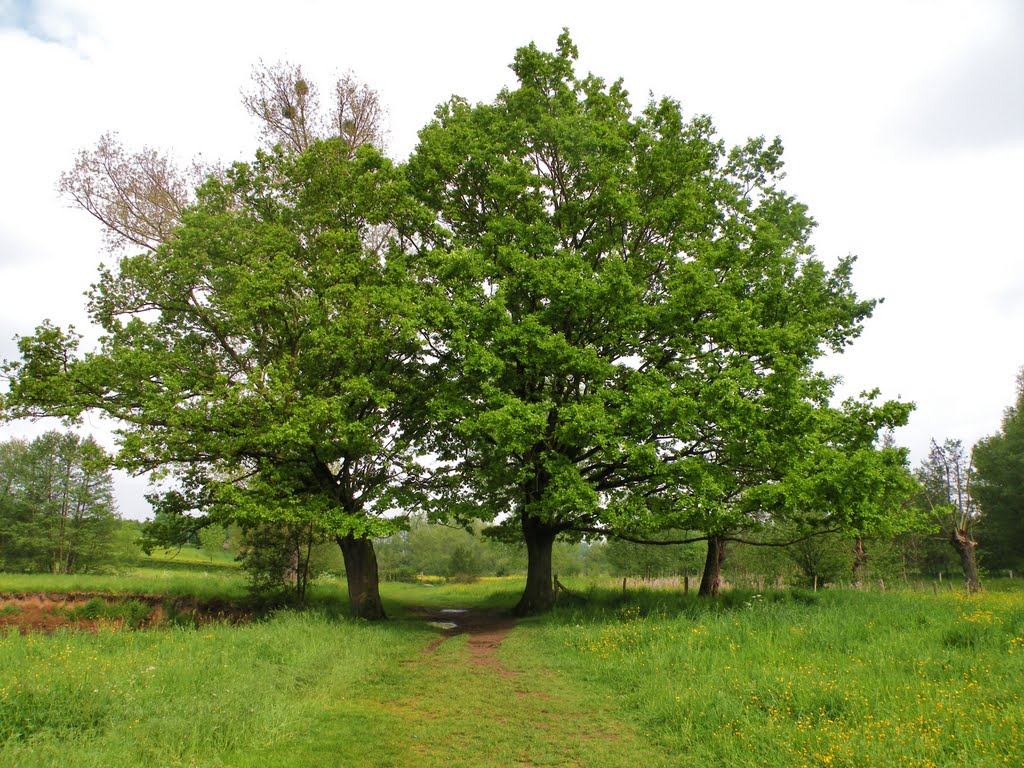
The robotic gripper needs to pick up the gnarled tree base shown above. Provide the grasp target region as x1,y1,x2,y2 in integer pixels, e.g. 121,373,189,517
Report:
950,528,982,594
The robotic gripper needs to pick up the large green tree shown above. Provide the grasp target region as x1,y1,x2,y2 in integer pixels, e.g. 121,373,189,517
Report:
2,140,427,618
408,32,887,614
974,370,1024,571
0,431,121,573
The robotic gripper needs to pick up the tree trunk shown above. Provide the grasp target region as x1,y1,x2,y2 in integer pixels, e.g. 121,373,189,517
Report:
698,536,726,597
337,534,386,620
852,537,867,589
513,513,558,616
950,527,982,594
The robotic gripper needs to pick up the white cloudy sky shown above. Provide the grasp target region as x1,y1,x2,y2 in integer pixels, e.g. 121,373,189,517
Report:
1,0,1022,519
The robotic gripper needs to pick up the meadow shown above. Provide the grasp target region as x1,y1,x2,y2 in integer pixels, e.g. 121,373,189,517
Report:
1,566,1022,767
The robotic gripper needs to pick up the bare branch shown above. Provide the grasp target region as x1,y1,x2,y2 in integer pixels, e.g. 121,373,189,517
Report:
58,133,198,254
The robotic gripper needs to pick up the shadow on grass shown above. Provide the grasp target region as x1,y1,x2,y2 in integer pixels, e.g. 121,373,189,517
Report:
541,584,822,626
164,578,823,633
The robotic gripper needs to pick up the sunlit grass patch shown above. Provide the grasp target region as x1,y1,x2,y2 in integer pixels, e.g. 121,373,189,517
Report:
530,587,1024,767
0,610,427,767
0,566,248,601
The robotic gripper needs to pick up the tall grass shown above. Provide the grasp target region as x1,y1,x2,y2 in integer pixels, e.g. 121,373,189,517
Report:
0,610,428,768
0,568,249,600
3,575,1023,766
531,586,1024,767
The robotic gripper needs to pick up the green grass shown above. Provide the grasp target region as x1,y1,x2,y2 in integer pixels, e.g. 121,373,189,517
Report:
0,565,248,601
2,576,1023,766
61,597,153,629
379,575,525,615
534,585,1024,767
140,545,242,569
0,611,427,767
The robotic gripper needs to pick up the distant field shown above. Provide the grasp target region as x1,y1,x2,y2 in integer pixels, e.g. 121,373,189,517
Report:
1,575,1022,767
142,545,242,568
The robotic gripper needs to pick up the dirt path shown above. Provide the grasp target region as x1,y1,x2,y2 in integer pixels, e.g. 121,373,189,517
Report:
417,607,518,669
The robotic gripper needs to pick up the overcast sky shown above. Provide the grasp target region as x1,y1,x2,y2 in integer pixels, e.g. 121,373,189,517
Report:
1,0,1022,520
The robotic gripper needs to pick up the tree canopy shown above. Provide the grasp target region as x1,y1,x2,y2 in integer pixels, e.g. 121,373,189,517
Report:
0,431,123,573
2,33,915,615
974,370,1024,571
3,140,429,617
407,31,904,612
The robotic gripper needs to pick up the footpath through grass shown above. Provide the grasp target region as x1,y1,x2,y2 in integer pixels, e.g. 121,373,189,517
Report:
2,577,1023,767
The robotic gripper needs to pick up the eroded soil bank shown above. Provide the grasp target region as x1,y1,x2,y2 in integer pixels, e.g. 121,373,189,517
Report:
0,592,251,633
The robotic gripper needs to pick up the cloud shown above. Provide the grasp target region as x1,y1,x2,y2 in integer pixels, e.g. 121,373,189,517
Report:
0,0,93,51
907,1,1024,150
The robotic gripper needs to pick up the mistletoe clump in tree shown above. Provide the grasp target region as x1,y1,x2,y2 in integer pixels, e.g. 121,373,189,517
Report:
409,31,899,614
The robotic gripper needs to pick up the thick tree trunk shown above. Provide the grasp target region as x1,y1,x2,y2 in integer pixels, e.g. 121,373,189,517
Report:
513,513,558,616
852,537,867,589
338,534,386,620
698,536,726,597
950,528,982,594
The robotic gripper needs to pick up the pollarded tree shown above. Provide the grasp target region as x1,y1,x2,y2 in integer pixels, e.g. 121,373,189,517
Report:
2,140,429,617
408,31,884,614
917,438,982,592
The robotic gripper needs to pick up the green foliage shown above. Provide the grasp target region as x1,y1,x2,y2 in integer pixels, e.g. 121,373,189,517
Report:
2,139,432,617
408,32,906,611
237,521,341,604
974,370,1024,571
375,516,527,581
0,431,128,574
62,597,152,629
784,532,852,588
445,543,481,581
604,531,705,578
750,398,919,538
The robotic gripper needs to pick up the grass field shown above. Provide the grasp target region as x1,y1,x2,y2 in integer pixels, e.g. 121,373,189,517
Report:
2,572,1022,767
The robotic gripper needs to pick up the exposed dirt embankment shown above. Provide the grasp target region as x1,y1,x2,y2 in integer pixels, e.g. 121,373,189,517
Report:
0,592,252,633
